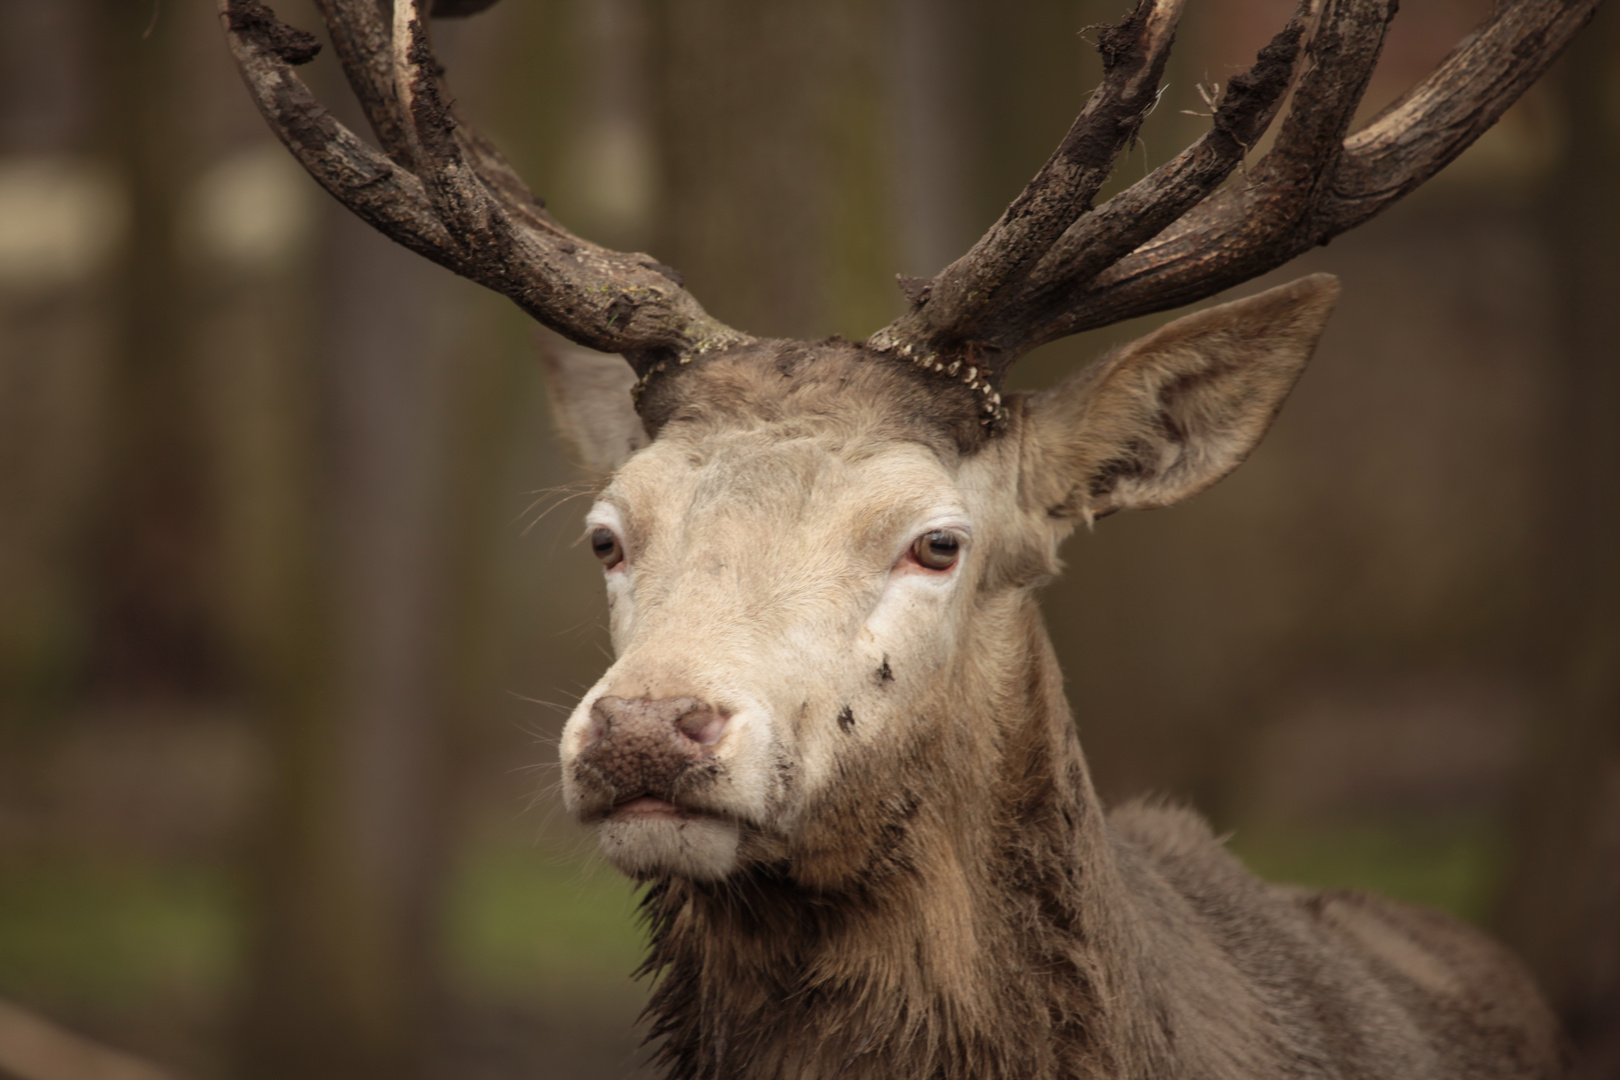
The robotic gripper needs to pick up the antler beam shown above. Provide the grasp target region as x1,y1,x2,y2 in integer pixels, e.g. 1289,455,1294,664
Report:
870,0,1601,399
220,0,750,373
894,0,1189,346
1030,0,1601,344
222,0,1601,428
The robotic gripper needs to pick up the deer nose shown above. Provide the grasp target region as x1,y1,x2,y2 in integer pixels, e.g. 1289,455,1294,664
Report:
576,696,731,805
584,695,730,750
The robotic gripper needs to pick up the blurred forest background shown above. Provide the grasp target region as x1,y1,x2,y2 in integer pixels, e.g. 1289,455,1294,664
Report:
0,0,1615,1077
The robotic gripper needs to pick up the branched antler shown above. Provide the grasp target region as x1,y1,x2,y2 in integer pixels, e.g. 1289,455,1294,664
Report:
220,0,1600,429
868,0,1601,423
913,0,1189,341
219,0,750,378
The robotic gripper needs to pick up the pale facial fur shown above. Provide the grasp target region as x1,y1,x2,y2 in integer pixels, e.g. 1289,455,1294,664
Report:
558,276,1341,884
547,280,1562,1080
560,427,1017,880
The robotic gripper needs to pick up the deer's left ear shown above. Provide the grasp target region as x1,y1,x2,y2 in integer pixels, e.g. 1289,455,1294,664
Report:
1019,274,1339,523
539,342,649,473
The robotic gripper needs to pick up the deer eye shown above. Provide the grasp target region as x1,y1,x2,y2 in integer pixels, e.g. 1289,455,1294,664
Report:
910,530,960,571
590,526,624,569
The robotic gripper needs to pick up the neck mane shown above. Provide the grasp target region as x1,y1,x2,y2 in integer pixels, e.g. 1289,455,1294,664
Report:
637,595,1155,1080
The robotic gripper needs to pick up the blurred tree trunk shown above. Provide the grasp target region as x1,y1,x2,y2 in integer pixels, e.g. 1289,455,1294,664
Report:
234,204,456,1078
1496,4,1620,1077
82,0,227,701
890,0,973,282
645,0,825,338
0,0,100,724
645,0,899,340
226,11,563,1076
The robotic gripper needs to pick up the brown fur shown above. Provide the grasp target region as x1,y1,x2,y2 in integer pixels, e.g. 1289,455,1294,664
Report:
551,280,1564,1080
634,602,1561,1078
636,337,991,457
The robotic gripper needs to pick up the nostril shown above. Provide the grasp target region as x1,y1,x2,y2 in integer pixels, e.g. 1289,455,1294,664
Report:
583,716,608,749
584,694,728,753
677,707,729,746
582,700,615,750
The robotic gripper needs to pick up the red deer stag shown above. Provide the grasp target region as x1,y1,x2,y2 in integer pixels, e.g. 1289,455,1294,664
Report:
222,0,1598,1076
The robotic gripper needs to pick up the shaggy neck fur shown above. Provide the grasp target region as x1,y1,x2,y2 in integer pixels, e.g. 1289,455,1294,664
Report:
637,593,1154,1080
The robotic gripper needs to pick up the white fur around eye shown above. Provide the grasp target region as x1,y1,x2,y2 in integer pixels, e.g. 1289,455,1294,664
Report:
862,515,971,672
584,503,627,560
586,502,636,645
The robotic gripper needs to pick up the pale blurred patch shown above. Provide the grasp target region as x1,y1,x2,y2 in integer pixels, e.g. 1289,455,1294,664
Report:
1241,674,1531,821
0,157,126,292
1432,92,1566,189
184,146,316,274
0,997,179,1080
568,119,653,238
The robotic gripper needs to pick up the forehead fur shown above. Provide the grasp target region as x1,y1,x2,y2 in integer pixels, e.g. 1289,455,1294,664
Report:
635,339,991,456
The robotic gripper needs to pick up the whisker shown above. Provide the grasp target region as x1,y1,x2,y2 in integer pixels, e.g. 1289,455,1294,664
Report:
516,481,604,537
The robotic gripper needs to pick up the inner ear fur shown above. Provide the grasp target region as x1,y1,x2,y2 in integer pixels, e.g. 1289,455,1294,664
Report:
1020,274,1340,523
539,340,648,473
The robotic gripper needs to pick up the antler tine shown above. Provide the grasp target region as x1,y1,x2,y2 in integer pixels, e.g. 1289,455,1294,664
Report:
387,0,485,227
1008,0,1393,351
1325,0,1601,231
312,0,559,237
994,0,1318,345
311,0,411,163
870,0,1187,362
1023,0,1599,346
221,2,460,259
220,0,751,375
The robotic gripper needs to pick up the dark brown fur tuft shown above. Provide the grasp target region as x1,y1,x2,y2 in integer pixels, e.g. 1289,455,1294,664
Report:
634,340,992,455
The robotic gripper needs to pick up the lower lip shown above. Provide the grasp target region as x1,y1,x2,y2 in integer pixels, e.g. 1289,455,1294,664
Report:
611,796,686,821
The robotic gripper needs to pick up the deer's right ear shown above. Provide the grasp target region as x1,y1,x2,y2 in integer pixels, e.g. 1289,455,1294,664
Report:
539,344,650,473
1019,274,1339,524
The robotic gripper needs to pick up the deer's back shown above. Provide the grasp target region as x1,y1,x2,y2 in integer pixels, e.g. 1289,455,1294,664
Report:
1108,801,1565,1080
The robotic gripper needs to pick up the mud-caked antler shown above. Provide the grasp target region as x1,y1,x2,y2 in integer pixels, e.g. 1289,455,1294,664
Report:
219,0,751,383
222,0,1599,430
867,0,1601,424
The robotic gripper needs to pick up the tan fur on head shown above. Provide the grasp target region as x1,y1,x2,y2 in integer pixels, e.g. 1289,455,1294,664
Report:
544,275,1559,1080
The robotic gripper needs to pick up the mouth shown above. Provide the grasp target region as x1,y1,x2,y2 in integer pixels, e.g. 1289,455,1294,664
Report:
593,793,745,881
605,794,725,824
611,795,684,821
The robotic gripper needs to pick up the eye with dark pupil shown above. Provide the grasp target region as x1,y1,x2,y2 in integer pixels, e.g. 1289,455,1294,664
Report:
590,526,624,567
912,531,960,571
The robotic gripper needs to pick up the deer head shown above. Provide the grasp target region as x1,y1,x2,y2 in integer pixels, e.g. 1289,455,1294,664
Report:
222,0,1594,958
549,276,1338,883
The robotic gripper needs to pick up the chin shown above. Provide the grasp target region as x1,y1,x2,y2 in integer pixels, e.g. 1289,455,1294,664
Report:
597,814,742,881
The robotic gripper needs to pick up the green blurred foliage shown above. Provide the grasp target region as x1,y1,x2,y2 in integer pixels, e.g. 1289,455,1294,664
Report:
0,842,652,1008
1227,818,1506,927
448,844,646,995
0,859,237,1006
